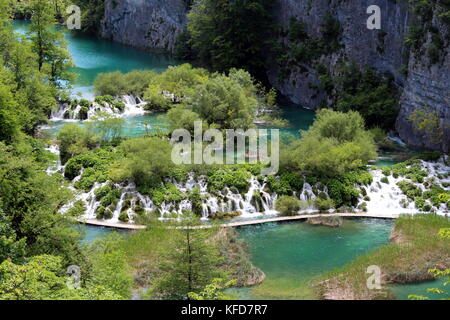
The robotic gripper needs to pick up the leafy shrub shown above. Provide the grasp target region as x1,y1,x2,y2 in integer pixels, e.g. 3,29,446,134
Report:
326,178,360,208
275,196,305,216
119,210,129,223
207,168,251,193
397,180,422,199
96,206,106,219
414,197,425,210
100,190,122,207
265,175,291,195
314,197,335,211
94,185,112,201
66,200,86,217
380,177,389,184
333,63,399,130
358,202,368,212
418,151,442,161
94,70,156,97
58,124,98,164
95,95,115,105
382,167,391,176
281,110,378,178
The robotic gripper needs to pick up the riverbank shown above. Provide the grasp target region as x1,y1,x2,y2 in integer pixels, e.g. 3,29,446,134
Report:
315,214,450,300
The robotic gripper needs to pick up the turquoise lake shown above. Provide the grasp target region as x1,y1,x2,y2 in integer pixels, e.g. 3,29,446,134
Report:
13,20,177,99
228,219,393,299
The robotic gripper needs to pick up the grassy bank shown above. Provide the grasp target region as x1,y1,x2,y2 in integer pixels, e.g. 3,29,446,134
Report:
315,214,450,300
117,222,264,297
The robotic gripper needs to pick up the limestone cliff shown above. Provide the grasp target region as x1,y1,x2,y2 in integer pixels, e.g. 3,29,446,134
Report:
100,0,188,53
269,0,449,152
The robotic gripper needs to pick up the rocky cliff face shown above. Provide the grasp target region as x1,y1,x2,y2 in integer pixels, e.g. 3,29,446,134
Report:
99,0,449,152
100,0,188,53
268,0,410,106
269,0,449,152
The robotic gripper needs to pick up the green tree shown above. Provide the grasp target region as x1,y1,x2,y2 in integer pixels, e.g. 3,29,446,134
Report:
275,196,306,216
57,123,98,163
282,109,377,177
0,206,26,264
186,73,257,130
409,105,445,147
0,255,123,300
111,137,174,189
186,0,276,81
84,234,133,299
29,0,74,85
0,78,21,142
188,278,236,300
152,214,225,299
333,63,399,130
167,106,203,133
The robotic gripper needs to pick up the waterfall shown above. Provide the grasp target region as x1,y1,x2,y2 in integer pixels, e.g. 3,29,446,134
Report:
360,158,450,216
56,155,449,223
51,103,76,121
45,145,64,175
121,95,147,116
49,94,148,122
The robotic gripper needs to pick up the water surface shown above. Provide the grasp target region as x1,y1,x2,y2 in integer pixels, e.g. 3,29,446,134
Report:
230,219,393,299
13,20,178,98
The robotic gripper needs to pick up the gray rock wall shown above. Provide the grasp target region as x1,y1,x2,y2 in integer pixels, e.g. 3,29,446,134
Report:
100,0,188,53
270,0,449,152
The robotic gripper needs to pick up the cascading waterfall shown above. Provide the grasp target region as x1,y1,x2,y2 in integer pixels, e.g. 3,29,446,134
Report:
45,145,64,175
50,95,147,121
121,95,147,116
360,157,450,216
45,143,449,224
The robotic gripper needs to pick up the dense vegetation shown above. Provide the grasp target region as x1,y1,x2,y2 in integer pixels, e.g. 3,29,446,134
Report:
0,0,133,300
94,64,284,130
176,0,276,82
406,0,450,65
54,107,379,221
320,62,400,130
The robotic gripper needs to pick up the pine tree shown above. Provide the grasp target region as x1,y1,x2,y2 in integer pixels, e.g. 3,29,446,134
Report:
152,213,226,299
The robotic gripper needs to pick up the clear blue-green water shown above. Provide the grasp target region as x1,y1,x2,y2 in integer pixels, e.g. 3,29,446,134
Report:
42,113,170,138
77,225,114,244
390,279,447,300
229,219,394,300
13,20,177,99
79,219,444,300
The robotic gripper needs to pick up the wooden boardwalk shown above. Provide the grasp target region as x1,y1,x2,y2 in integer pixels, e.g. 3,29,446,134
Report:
76,213,399,230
